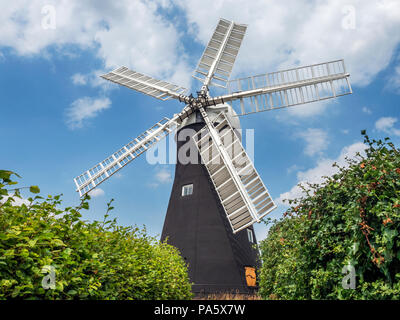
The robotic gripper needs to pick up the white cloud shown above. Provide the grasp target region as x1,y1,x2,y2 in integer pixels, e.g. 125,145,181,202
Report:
0,1,193,126
0,1,192,87
93,2,191,87
375,117,400,136
287,101,331,118
156,169,172,183
88,188,105,197
71,69,116,91
341,129,349,134
287,164,301,174
362,106,372,114
386,65,400,94
178,0,400,115
71,73,87,85
148,167,173,188
65,97,111,129
1,1,400,120
277,142,367,205
297,128,329,157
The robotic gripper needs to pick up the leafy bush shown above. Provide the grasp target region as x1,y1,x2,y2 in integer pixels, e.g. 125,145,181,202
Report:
0,171,192,300
259,133,400,299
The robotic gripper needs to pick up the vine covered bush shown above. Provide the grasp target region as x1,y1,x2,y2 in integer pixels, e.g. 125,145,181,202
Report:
0,171,192,300
259,133,400,299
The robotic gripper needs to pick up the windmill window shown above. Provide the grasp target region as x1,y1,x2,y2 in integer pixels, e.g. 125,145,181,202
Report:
247,229,254,243
181,184,193,196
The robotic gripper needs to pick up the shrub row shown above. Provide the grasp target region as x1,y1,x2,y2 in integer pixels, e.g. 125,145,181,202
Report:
0,170,192,299
259,134,400,299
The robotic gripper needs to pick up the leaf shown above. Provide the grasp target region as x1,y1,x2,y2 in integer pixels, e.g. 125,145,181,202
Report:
0,170,20,180
63,248,72,256
56,282,64,292
28,239,37,247
11,288,20,298
29,185,40,194
351,242,359,254
383,229,397,248
52,239,66,247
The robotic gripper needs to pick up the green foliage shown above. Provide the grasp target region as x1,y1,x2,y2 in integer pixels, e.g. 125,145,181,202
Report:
259,133,400,299
0,171,192,300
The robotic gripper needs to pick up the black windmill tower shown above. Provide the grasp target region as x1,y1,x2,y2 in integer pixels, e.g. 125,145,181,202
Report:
74,18,352,294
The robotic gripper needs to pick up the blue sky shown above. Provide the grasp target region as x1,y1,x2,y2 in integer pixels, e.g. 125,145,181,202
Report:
1,0,400,241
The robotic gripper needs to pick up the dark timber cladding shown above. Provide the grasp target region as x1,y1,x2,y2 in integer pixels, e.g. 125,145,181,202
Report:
161,121,259,294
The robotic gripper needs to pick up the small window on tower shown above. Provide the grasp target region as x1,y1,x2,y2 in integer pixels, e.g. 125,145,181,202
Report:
247,229,254,243
181,184,193,197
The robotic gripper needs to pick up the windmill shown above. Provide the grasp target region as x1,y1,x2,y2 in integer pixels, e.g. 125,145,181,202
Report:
73,18,352,294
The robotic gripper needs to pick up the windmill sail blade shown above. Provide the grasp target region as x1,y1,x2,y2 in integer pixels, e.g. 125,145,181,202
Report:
193,112,276,233
210,59,351,116
193,18,247,88
74,117,177,197
101,67,188,101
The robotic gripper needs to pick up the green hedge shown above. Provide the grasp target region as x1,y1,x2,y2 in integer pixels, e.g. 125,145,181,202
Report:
0,171,192,299
259,133,400,299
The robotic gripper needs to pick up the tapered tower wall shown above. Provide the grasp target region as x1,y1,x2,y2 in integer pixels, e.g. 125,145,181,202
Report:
161,121,259,294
